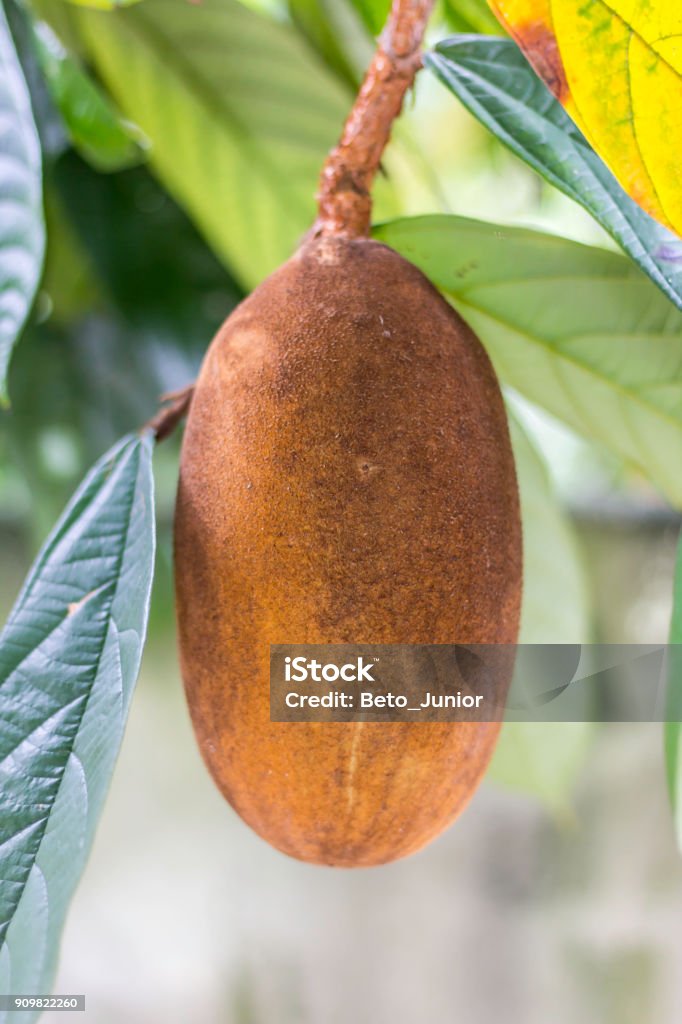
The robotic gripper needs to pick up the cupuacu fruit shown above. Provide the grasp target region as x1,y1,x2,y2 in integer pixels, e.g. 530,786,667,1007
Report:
174,233,522,867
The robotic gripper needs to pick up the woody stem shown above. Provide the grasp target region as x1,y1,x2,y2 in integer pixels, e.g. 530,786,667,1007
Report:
314,0,434,240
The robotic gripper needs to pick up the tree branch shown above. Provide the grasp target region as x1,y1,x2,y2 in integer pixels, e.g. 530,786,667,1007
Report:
314,0,434,240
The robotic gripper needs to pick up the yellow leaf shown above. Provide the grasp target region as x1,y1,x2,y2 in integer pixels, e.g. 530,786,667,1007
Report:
491,0,682,235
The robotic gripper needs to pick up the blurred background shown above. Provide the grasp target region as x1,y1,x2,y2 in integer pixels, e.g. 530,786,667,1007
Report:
1,0,681,1019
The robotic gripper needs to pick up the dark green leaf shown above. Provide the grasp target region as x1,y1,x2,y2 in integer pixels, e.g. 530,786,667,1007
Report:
0,432,155,1003
0,2,44,401
4,157,242,537
665,532,682,850
50,152,243,337
425,36,682,314
376,215,682,505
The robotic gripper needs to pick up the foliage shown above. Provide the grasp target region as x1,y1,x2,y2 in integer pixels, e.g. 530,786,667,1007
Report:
30,17,146,171
60,0,354,286
426,36,682,314
287,0,372,86
666,534,682,849
0,434,154,1020
0,0,681,995
491,0,682,237
487,413,593,815
376,215,682,507
0,2,44,401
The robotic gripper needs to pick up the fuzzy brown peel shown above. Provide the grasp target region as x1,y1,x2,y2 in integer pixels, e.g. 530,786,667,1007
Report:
174,237,522,867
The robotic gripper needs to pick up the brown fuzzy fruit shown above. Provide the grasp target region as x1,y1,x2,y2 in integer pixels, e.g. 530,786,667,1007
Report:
174,236,522,867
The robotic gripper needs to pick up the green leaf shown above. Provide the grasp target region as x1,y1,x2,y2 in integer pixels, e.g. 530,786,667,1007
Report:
50,154,243,340
442,1,500,35
58,0,351,287
64,0,143,10
487,412,593,815
0,2,44,402
348,0,388,36
510,414,590,646
425,36,682,315
4,0,69,163
31,19,147,172
488,719,592,819
665,532,682,851
375,215,682,506
0,432,155,1012
288,0,372,87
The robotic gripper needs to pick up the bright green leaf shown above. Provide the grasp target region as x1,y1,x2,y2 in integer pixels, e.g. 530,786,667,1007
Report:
0,432,155,1015
442,1,500,35
64,0,143,10
425,36,682,314
0,2,44,401
487,412,593,815
31,19,147,172
665,532,682,851
375,215,682,507
60,0,352,287
348,0,389,36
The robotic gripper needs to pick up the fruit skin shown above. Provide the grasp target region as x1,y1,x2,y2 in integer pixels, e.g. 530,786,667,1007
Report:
174,236,522,867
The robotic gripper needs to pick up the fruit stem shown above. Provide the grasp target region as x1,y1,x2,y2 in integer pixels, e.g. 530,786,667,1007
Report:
314,0,434,240
144,384,194,442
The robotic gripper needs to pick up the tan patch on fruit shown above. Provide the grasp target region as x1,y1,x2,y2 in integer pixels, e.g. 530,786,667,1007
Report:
174,237,522,867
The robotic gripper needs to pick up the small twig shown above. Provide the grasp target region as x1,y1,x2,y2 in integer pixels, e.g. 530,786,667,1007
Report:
314,0,434,240
144,384,195,442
